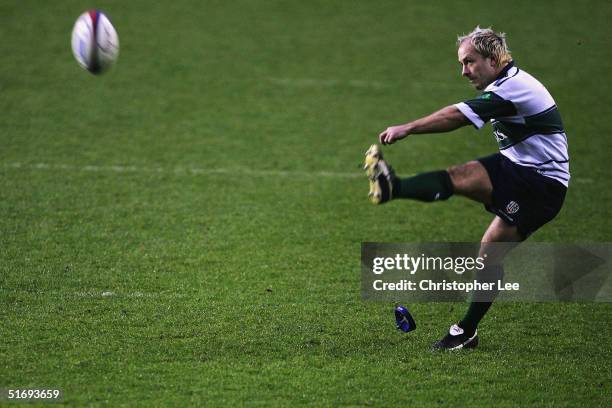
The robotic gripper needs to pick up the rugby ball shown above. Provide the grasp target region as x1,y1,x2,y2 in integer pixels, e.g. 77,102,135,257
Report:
71,10,119,74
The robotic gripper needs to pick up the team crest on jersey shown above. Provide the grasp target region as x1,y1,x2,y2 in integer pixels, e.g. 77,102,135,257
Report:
494,129,508,142
506,201,520,214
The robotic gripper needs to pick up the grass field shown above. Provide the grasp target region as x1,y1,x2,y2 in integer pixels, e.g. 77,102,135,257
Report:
1,0,611,406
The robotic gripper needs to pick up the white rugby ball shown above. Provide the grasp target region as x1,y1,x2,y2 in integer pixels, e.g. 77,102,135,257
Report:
71,10,119,74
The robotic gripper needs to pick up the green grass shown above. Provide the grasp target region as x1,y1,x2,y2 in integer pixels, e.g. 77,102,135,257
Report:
1,0,611,406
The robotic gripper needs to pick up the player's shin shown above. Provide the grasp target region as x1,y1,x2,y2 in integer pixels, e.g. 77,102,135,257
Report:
459,264,505,335
395,170,454,202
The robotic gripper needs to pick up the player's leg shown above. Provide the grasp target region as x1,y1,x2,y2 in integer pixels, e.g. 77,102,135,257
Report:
453,158,568,345
433,216,524,350
447,160,493,205
365,144,454,204
363,144,493,205
457,217,523,332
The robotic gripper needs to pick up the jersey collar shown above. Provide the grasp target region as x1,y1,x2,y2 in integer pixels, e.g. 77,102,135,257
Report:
495,61,515,81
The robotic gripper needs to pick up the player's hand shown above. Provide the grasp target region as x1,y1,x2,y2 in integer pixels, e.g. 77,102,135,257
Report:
379,124,410,145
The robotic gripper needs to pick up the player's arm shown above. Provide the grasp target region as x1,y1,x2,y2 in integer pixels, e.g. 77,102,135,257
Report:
379,105,470,145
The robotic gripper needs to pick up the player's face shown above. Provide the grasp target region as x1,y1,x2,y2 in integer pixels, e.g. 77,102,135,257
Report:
458,41,498,91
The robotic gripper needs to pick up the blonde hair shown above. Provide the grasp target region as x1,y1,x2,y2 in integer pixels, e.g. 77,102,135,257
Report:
457,26,512,67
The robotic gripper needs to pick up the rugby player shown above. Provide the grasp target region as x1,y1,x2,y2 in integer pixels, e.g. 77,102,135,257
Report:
364,27,569,350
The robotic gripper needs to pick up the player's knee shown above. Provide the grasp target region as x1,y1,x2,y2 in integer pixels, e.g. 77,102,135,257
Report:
446,164,467,189
447,161,493,203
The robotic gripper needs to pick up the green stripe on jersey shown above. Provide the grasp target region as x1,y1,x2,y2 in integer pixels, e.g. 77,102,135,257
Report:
493,106,565,149
525,106,564,131
464,92,517,121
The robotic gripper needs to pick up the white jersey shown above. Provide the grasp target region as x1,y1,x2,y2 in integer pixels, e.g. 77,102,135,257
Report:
454,62,570,186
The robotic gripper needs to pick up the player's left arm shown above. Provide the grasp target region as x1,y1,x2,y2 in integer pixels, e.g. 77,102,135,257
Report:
379,105,470,145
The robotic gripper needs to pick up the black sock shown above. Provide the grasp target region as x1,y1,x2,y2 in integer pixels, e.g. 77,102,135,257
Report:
459,264,505,335
394,170,453,202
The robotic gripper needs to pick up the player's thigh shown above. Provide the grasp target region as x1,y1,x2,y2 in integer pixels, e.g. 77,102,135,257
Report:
447,160,493,205
479,216,524,263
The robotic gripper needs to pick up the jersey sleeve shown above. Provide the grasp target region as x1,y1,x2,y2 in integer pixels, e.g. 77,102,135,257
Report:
454,91,517,129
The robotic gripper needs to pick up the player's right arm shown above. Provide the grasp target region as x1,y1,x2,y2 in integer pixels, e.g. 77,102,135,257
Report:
379,105,470,145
